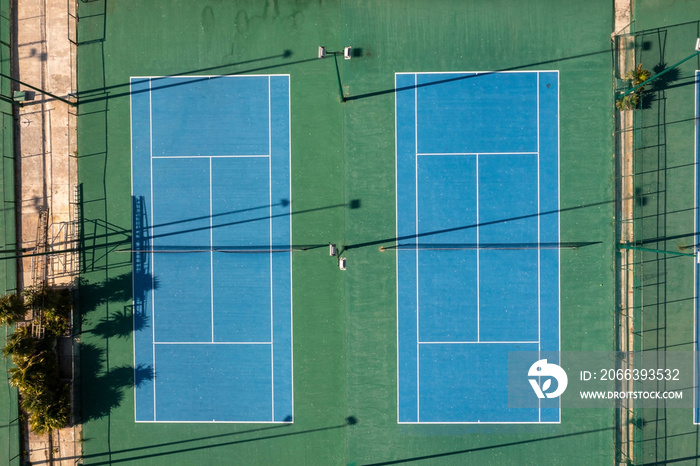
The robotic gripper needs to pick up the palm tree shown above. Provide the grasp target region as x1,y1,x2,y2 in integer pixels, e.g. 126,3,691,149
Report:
4,325,70,434
2,325,35,361
19,366,70,435
2,286,72,435
0,293,27,326
24,285,71,335
8,350,51,391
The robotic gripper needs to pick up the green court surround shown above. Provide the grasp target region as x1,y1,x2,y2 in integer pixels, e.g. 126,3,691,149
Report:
76,0,618,464
631,1,700,464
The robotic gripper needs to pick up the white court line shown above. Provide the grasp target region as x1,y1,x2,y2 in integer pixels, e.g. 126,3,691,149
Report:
414,73,420,422
394,73,401,423
148,78,157,421
131,74,291,79
418,341,539,345
287,75,295,422
537,71,542,423
402,70,558,424
417,152,538,156
695,70,699,424
557,71,562,423
537,72,542,350
138,74,294,423
151,155,270,159
397,70,560,75
537,73,544,422
210,157,214,343
398,421,560,425
476,154,480,342
268,76,275,421
153,341,272,345
129,78,135,418
137,420,293,424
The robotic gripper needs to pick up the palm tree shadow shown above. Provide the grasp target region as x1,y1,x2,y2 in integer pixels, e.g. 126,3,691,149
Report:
639,62,683,110
77,272,158,328
90,305,149,339
79,342,152,422
649,62,681,92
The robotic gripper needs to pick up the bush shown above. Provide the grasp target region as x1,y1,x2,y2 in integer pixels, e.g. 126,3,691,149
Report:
2,325,36,361
25,382,71,435
615,93,640,111
625,63,651,86
24,285,71,335
617,63,651,111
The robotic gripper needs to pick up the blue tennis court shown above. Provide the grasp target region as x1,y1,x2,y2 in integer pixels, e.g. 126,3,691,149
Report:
396,71,560,423
130,75,292,422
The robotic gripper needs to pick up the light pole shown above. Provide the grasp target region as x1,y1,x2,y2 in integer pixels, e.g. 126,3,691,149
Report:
318,46,352,102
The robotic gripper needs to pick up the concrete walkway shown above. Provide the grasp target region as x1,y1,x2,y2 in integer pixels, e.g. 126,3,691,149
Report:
17,0,79,463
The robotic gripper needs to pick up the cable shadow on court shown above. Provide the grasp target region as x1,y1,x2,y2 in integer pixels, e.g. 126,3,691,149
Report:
76,197,364,336
362,426,613,465
633,21,700,110
69,194,362,273
73,197,364,427
57,416,358,465
342,49,613,103
76,50,294,98
340,199,613,255
75,52,319,106
128,195,361,251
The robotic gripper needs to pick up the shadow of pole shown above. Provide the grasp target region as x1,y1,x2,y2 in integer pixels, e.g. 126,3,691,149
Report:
333,53,346,102
77,55,319,106
342,199,614,254
0,199,363,261
75,50,293,97
343,49,612,102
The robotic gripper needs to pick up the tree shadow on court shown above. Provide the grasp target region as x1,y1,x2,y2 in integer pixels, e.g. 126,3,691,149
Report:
639,61,685,110
89,306,149,340
77,272,157,340
77,272,158,315
649,62,682,92
635,20,700,110
78,342,153,423
77,195,363,334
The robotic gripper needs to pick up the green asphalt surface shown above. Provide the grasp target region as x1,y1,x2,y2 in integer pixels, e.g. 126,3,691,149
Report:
0,0,20,462
73,0,622,464
632,1,700,464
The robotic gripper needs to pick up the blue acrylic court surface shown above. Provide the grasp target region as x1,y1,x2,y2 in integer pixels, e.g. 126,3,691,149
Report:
131,75,292,422
396,71,560,423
